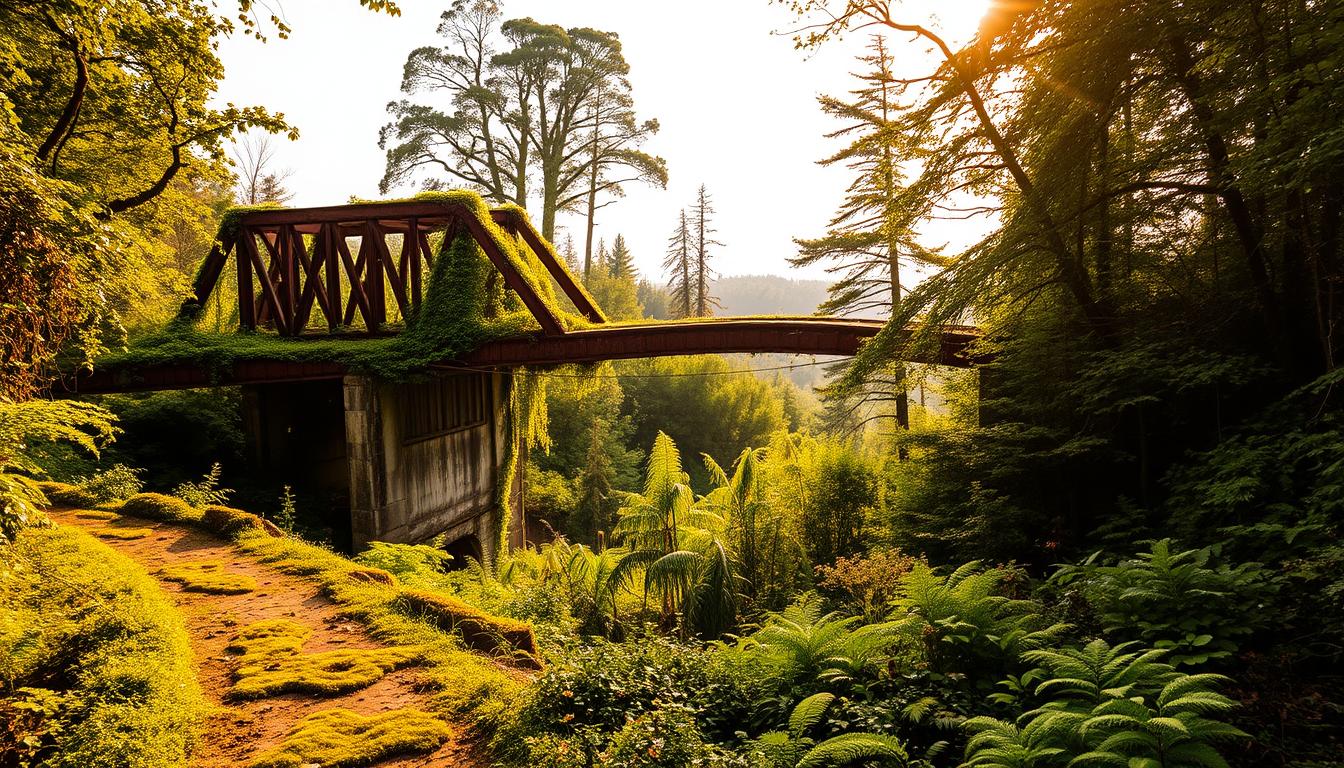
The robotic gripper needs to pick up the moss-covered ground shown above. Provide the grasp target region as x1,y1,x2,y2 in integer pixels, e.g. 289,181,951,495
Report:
95,525,154,539
224,618,423,700
250,708,452,768
0,525,206,767
160,559,258,594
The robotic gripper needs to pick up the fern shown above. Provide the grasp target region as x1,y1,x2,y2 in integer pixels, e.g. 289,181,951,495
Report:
964,639,1247,768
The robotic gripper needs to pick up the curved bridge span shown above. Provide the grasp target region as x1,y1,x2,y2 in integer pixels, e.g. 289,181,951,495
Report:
64,199,980,559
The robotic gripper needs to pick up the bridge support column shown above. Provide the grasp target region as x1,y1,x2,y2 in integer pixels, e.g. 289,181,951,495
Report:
342,372,517,564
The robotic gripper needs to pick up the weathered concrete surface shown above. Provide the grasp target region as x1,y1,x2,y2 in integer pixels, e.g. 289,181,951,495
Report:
343,372,519,562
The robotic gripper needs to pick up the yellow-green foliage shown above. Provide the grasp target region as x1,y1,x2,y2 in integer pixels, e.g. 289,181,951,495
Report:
201,504,283,538
74,509,120,520
250,708,450,768
118,492,201,523
37,481,98,509
224,618,422,700
96,525,154,540
160,560,257,594
231,530,523,737
0,526,205,767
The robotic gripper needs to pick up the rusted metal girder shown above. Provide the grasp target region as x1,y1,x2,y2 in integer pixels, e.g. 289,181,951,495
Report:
58,320,981,395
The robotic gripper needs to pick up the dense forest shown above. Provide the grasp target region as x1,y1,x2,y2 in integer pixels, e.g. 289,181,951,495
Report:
2,0,1343,767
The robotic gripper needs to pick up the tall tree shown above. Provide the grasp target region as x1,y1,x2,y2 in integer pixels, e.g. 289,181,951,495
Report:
690,185,722,317
608,233,636,280
578,76,666,275
232,133,293,205
384,7,664,241
380,1,527,204
664,209,693,319
793,37,942,442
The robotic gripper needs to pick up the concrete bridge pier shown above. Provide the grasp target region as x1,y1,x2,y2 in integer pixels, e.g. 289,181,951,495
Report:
241,371,522,564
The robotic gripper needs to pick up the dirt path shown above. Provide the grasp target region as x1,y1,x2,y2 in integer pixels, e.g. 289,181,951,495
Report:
54,509,483,768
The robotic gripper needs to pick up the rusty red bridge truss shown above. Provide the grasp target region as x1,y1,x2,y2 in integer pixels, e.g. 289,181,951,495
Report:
68,200,980,393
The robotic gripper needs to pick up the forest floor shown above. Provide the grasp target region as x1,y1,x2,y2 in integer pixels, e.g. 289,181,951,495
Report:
52,507,485,768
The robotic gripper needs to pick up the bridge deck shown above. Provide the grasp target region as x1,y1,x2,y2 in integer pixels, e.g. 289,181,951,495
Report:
62,319,979,394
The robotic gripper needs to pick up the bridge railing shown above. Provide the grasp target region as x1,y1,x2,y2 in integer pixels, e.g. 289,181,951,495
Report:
185,201,604,337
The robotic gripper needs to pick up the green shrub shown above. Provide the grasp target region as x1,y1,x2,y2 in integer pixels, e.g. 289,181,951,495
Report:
201,504,284,538
171,462,233,508
599,704,743,768
0,525,205,766
118,492,200,523
513,634,770,755
74,463,142,504
964,639,1247,767
1051,539,1271,666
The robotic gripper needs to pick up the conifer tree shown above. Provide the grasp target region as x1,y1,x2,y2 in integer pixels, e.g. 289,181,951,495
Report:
608,234,636,280
664,209,693,319
572,419,616,542
793,37,939,442
690,184,722,317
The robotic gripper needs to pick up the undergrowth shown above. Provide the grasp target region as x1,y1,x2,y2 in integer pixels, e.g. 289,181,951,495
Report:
250,707,451,768
0,525,205,767
224,618,422,700
160,560,257,594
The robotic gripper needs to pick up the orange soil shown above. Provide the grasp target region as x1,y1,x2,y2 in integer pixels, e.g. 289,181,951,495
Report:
56,509,484,768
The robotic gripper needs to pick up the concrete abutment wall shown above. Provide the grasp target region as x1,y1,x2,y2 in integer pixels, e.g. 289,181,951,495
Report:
242,372,521,562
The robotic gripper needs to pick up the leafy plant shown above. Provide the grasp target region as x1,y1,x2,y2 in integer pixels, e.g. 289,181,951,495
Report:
1052,540,1270,666
612,431,742,638
170,462,233,508
891,562,1065,679
752,692,909,768
74,463,142,504
273,485,297,534
0,399,116,543
749,593,908,688
964,639,1247,768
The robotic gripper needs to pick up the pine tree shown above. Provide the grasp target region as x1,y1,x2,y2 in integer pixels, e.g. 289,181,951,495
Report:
663,209,693,319
561,233,580,272
608,234,636,280
793,37,939,443
690,184,722,317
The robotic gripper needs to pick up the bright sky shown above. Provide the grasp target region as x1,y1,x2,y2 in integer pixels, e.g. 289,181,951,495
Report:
214,0,989,283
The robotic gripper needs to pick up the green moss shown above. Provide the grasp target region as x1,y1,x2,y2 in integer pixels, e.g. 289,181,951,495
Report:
250,708,451,768
118,492,201,523
38,481,98,508
74,509,120,520
396,589,540,669
201,505,283,538
95,525,154,540
0,526,206,767
223,618,423,700
160,560,257,594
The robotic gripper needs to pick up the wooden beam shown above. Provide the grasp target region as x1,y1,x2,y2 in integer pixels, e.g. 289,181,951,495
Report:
240,230,290,336
453,210,564,336
492,209,605,323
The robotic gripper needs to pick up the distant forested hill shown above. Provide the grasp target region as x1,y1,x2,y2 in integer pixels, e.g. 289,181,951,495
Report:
711,275,831,316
